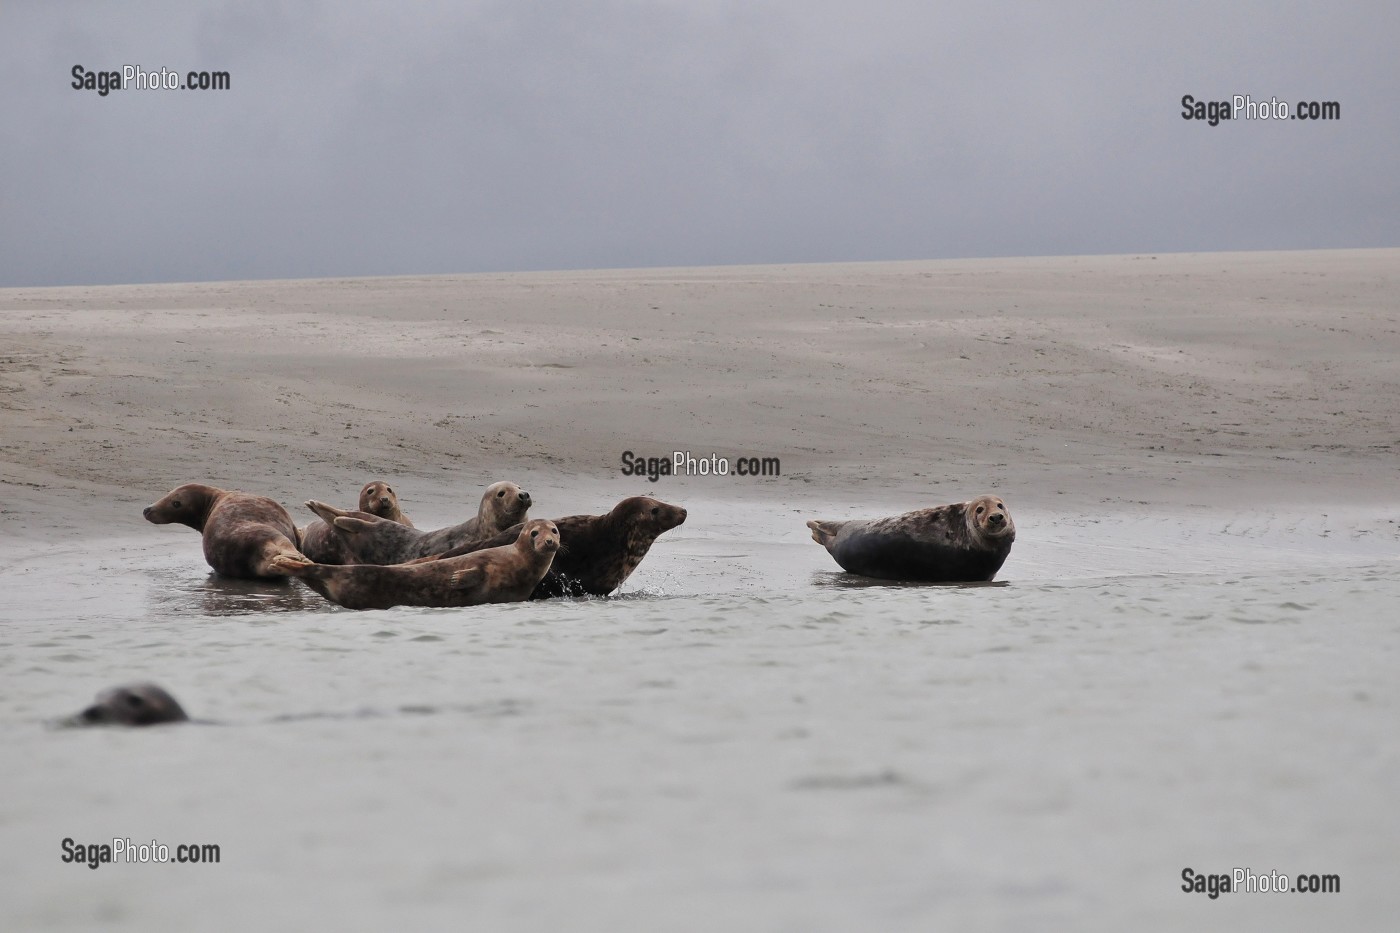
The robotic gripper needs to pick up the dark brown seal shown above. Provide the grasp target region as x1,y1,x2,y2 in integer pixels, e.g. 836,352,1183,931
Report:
299,480,414,564
272,519,560,610
306,480,531,565
144,483,304,579
75,683,188,726
420,496,687,598
806,495,1015,582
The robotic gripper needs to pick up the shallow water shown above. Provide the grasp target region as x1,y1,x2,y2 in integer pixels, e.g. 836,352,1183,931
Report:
1,503,1397,931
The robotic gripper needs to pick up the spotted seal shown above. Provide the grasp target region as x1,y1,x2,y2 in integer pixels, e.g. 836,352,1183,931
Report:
272,519,560,610
143,483,304,579
806,495,1014,582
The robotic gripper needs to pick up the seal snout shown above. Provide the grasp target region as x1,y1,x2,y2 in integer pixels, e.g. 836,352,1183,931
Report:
519,491,531,505
142,505,153,518
988,512,1005,526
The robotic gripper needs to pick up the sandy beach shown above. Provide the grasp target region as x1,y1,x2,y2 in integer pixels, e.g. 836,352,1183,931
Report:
2,249,1398,931
3,248,1398,538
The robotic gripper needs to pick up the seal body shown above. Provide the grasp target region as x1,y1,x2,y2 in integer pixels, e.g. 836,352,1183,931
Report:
306,481,531,565
274,519,560,610
423,496,687,598
77,683,188,726
300,480,413,564
807,495,1014,582
144,483,304,579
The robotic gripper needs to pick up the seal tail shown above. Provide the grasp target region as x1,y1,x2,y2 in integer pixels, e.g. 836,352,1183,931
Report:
269,553,315,577
305,500,350,524
806,520,845,548
332,516,379,536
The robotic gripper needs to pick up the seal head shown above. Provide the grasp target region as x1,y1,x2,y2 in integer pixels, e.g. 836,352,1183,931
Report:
77,683,189,726
358,480,413,527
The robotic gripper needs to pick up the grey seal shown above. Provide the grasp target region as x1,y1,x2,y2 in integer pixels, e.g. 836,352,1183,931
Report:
807,494,1014,582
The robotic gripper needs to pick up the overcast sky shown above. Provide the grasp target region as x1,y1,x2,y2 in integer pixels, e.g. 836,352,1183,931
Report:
1,1,1395,287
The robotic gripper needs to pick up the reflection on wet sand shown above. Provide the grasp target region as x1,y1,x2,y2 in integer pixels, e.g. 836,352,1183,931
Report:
145,567,333,616
810,571,1010,590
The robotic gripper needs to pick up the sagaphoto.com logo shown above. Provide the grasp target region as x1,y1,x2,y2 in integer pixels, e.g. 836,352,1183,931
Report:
72,64,230,97
1180,93,1339,126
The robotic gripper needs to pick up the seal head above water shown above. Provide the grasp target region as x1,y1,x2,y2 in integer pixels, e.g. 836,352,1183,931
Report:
76,683,189,726
806,494,1014,583
143,483,304,579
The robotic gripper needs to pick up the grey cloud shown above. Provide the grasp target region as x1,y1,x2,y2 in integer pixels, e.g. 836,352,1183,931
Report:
1,0,1395,286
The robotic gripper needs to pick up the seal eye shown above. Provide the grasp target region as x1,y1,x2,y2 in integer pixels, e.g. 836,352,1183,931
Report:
171,500,182,509
650,507,659,516
497,490,506,498
975,506,984,515
530,530,538,538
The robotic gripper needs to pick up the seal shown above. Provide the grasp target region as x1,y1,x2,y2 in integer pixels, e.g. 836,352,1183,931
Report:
419,495,687,598
144,483,305,579
299,479,414,564
306,481,531,565
806,494,1015,582
272,519,560,610
75,683,189,726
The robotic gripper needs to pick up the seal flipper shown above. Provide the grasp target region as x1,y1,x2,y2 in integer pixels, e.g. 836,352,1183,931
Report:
254,539,311,579
332,515,380,536
270,554,313,574
449,566,485,590
806,519,846,549
305,499,354,525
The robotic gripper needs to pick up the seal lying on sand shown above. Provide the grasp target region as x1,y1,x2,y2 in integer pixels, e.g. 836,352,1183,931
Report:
806,495,1015,583
305,481,531,565
418,496,687,598
144,483,305,579
300,480,414,564
273,519,560,610
74,683,189,726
